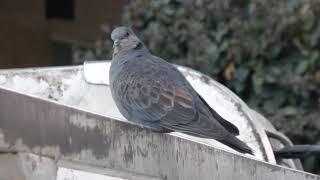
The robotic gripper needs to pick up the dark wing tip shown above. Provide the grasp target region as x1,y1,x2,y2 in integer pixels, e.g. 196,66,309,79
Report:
245,147,255,155
220,136,254,155
197,94,240,136
216,117,240,136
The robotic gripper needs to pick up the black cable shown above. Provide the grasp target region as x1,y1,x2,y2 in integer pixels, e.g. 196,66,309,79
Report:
274,145,320,159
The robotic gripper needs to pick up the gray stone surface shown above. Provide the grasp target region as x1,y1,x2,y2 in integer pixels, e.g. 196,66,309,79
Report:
0,153,57,180
0,87,318,180
0,63,265,160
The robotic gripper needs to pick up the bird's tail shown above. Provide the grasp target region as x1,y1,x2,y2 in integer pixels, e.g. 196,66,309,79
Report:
219,135,254,155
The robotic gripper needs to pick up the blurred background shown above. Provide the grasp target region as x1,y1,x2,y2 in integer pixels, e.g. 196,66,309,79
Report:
1,0,319,174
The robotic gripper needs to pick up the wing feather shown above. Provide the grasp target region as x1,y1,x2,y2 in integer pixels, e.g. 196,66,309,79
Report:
115,56,231,139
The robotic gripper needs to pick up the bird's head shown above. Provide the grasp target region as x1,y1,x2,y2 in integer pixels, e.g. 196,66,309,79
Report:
111,26,142,57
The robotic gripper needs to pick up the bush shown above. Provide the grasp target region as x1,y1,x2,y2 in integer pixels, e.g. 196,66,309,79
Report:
121,0,320,173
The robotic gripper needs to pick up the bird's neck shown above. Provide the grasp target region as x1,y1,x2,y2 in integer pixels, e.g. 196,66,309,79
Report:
110,44,149,85
113,43,149,60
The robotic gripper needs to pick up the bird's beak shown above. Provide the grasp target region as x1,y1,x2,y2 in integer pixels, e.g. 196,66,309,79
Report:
113,40,120,49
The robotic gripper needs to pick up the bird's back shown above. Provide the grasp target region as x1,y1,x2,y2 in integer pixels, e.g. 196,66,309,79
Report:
109,26,253,154
111,51,229,136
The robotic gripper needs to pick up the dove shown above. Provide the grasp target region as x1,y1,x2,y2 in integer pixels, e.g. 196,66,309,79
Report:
109,26,253,154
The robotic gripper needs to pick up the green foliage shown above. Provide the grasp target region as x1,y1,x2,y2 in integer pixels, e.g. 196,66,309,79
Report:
122,0,320,173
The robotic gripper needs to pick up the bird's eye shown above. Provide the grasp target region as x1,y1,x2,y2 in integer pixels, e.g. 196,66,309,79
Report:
124,32,130,38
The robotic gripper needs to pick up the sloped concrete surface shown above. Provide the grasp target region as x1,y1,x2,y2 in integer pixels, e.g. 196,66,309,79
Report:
0,153,57,180
0,87,318,180
0,63,264,160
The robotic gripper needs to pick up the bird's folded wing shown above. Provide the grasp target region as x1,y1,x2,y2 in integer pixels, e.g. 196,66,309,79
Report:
120,76,197,124
120,77,228,139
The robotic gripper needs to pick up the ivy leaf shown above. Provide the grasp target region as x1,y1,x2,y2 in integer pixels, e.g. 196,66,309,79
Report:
296,60,309,75
281,106,299,116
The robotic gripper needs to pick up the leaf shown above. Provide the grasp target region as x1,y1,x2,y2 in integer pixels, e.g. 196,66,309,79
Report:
281,106,299,116
234,67,249,82
296,60,309,74
252,74,264,94
223,62,235,80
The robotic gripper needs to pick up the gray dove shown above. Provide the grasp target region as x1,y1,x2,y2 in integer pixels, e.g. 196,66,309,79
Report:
109,26,253,154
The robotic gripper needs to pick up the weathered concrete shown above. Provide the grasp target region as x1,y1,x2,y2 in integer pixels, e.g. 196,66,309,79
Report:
0,152,57,180
57,167,127,180
0,87,318,180
0,63,266,161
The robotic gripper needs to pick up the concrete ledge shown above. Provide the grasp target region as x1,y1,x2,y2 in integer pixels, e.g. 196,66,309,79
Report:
0,87,319,180
0,153,57,180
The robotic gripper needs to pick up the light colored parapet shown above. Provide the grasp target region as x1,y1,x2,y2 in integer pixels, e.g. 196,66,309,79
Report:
0,88,318,180
0,63,266,161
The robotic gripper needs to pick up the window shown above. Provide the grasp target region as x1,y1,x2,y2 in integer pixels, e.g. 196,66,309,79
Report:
46,0,75,20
